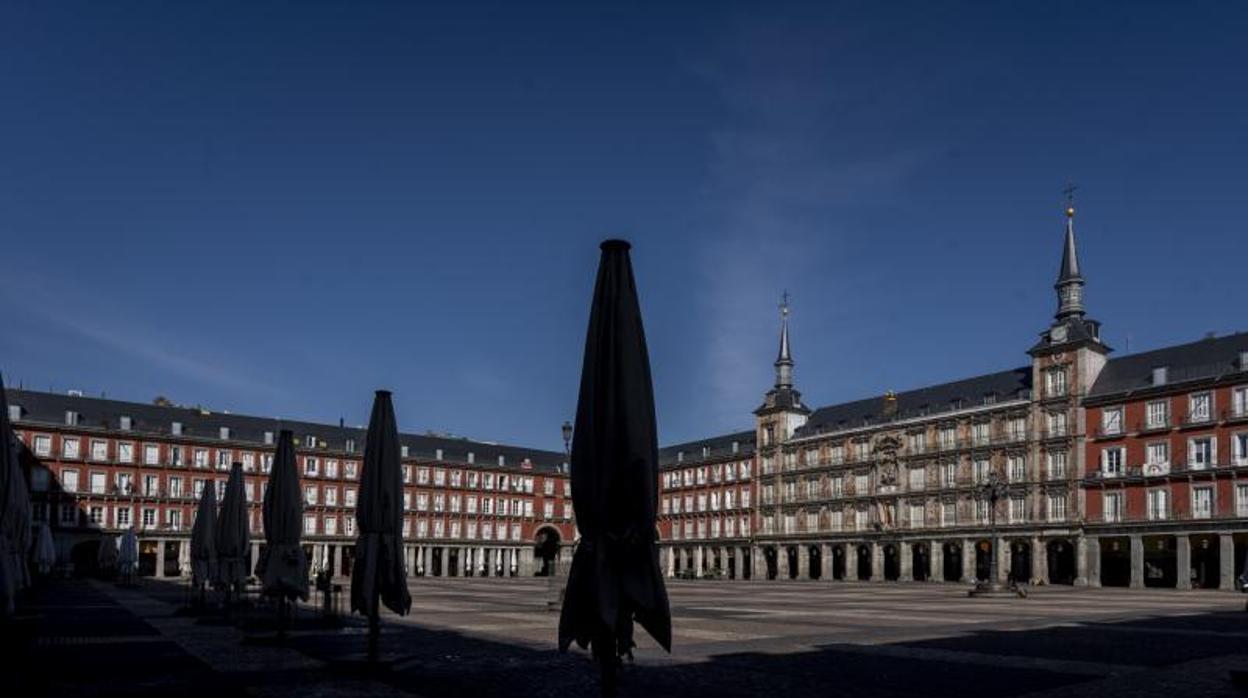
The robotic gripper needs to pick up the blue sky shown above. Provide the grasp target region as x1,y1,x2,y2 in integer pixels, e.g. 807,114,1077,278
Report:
2,1,1246,450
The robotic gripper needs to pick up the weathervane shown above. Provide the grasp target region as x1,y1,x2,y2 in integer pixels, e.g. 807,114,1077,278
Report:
1063,182,1078,218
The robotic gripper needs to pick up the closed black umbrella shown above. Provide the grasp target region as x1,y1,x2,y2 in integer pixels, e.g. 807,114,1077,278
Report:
190,477,218,594
0,374,32,617
259,430,309,600
558,240,671,688
215,462,251,598
350,390,411,638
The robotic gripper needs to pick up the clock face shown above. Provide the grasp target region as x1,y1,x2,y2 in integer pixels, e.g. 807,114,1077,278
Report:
1051,325,1068,343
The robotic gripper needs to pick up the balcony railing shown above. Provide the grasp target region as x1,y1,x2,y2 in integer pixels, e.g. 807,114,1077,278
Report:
1181,412,1215,428
1224,407,1248,423
1135,419,1171,433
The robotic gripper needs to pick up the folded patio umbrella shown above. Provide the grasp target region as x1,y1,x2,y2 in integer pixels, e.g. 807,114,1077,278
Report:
350,390,411,626
34,524,55,575
191,480,218,588
0,373,31,615
259,430,309,601
97,533,118,572
214,463,251,590
118,528,139,576
558,241,671,680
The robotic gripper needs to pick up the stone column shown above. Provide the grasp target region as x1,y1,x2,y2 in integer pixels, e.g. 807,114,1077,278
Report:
177,541,190,578
733,547,744,580
930,542,944,582
997,539,1010,584
1129,535,1145,589
1085,536,1101,588
521,547,536,577
154,539,166,578
820,543,832,581
509,548,518,576
797,545,810,579
423,546,433,577
478,546,486,576
332,545,343,579
1220,533,1236,591
1032,536,1048,585
871,542,883,581
694,546,704,579
962,539,975,583
899,542,913,582
752,546,766,580
1176,535,1192,589
841,542,854,580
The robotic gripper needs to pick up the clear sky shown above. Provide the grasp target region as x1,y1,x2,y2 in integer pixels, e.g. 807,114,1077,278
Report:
1,1,1245,451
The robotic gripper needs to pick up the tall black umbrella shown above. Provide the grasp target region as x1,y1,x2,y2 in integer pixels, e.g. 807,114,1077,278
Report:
259,430,309,632
558,240,671,689
190,476,218,597
350,390,411,643
1,374,32,617
214,462,250,601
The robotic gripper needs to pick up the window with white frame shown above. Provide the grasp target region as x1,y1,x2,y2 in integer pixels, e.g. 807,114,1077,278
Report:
304,457,318,476
63,437,80,459
908,432,926,454
34,434,51,456
975,499,990,524
1146,399,1169,428
324,486,338,506
971,422,990,446
1046,367,1067,397
1101,447,1125,476
194,449,208,468
1007,417,1027,442
303,516,316,534
973,459,990,484
60,503,77,525
1047,494,1066,521
141,508,156,529
854,473,870,494
1008,455,1025,482
1191,486,1213,519
304,485,317,504
89,472,106,494
1237,483,1248,517
1103,491,1124,522
854,508,868,530
116,506,132,527
854,441,869,461
1146,441,1170,468
938,427,956,449
1188,436,1215,469
90,439,107,461
909,503,925,528
118,442,134,463
325,459,338,478
1047,411,1067,437
829,510,843,531
344,518,355,536
62,469,79,493
1101,407,1123,436
941,501,956,526
1189,392,1213,423
1046,450,1067,479
345,488,356,507
1232,432,1248,466
217,449,231,469
345,461,358,479
1147,489,1169,521
1234,386,1248,419
828,445,844,465
830,476,843,497
1008,496,1026,523
942,462,957,487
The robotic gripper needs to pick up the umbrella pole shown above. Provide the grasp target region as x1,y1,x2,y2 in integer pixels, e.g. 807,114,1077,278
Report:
367,610,380,662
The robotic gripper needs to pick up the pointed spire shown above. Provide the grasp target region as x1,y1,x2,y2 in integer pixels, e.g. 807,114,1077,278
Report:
1054,188,1086,320
775,292,793,389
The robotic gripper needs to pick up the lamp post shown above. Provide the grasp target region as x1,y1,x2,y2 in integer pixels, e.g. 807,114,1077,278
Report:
547,420,574,610
969,470,1025,598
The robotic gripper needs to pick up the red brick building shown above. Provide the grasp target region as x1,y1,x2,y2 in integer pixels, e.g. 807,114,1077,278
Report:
1082,337,1248,589
7,389,576,581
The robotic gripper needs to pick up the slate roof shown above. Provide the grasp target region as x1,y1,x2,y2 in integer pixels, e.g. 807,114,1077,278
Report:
794,367,1033,438
1087,333,1248,401
4,388,569,474
658,429,756,469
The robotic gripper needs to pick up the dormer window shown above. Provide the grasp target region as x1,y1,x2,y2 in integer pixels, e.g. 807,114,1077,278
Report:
345,439,356,453
731,441,739,454
8,404,21,422
435,448,443,460
264,431,274,445
400,445,410,458
467,451,475,464
303,435,316,448
119,415,132,431
677,451,684,463
983,393,996,406
498,454,506,467
1152,366,1168,387
171,421,183,436
64,410,78,426
219,427,230,440
701,446,709,458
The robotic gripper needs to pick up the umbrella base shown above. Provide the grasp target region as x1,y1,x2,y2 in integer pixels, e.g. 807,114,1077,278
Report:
967,581,1027,598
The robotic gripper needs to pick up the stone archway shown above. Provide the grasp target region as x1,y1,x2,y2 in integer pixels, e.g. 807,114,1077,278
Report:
1009,540,1031,585
808,545,822,580
1046,539,1075,585
1100,537,1131,587
764,546,779,580
975,540,992,582
832,545,846,580
786,546,799,579
1191,534,1221,589
883,544,900,581
534,526,562,577
1144,535,1177,588
856,544,872,580
911,542,930,582
942,541,963,582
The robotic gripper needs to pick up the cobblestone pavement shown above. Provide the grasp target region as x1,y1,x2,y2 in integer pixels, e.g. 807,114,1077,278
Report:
11,577,1248,696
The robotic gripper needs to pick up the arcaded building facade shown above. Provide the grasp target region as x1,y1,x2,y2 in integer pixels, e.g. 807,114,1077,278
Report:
6,390,577,581
658,205,1248,589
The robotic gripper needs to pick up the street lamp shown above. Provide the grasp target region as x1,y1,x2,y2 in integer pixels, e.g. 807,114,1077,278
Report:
562,420,573,461
969,470,1025,598
548,420,574,611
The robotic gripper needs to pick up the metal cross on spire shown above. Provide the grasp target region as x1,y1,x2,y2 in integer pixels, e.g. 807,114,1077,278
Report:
1063,182,1078,217
780,290,790,318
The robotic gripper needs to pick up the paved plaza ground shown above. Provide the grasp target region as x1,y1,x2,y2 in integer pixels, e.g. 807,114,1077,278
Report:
9,576,1248,696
